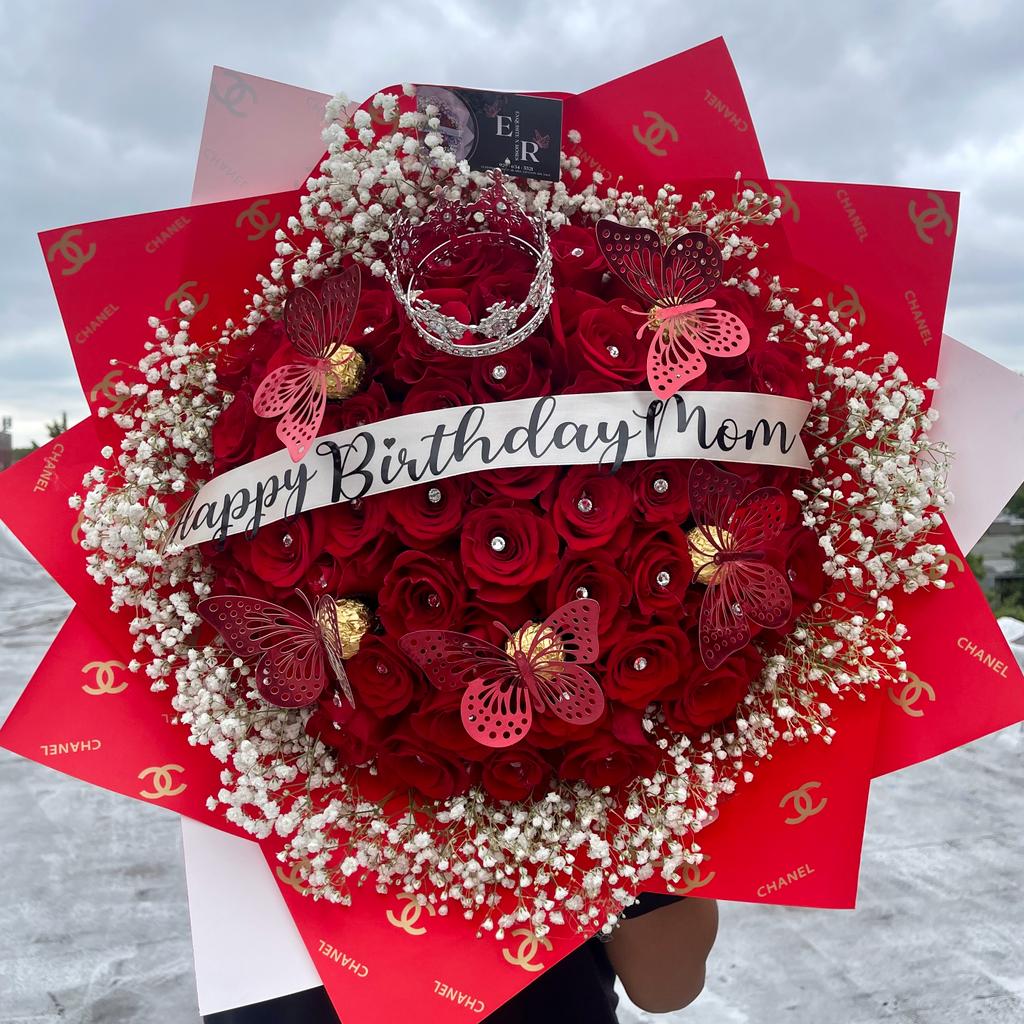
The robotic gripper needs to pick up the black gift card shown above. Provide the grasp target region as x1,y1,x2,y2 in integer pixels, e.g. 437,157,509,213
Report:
416,86,562,182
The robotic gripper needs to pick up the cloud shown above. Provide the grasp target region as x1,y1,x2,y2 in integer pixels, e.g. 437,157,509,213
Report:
1,0,1022,445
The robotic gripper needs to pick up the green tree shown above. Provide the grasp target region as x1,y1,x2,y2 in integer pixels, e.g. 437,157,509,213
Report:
45,412,68,439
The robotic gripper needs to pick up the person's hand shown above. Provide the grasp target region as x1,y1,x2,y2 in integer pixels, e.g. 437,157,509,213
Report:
605,897,719,1013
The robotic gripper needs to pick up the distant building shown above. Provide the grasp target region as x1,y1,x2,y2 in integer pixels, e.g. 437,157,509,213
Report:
0,416,12,471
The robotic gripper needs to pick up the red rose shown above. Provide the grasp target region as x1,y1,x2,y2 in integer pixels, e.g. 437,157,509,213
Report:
468,334,554,402
386,478,465,548
545,549,631,648
336,532,402,595
549,466,633,552
626,461,692,523
305,701,387,766
566,299,647,386
409,688,488,761
393,291,474,385
461,502,560,602
662,644,763,734
345,634,421,717
422,233,530,288
605,624,694,707
783,525,827,618
481,746,551,802
218,319,284,389
402,377,474,414
462,595,539,648
212,386,258,472
469,271,537,321
336,381,396,429
474,466,559,502
748,339,809,400
559,725,661,789
550,224,605,289
239,513,325,591
207,546,274,600
628,525,694,616
348,280,403,369
321,494,389,559
378,550,466,634
377,726,472,799
550,287,605,349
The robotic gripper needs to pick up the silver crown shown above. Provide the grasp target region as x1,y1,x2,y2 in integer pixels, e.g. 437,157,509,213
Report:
385,174,553,358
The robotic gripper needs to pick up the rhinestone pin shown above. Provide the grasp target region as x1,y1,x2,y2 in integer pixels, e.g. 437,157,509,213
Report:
656,570,672,587
491,364,508,381
633,656,648,671
577,496,594,514
575,586,590,599
606,345,620,359
490,535,508,552
427,487,443,504
570,247,585,257
281,533,294,549
652,477,669,494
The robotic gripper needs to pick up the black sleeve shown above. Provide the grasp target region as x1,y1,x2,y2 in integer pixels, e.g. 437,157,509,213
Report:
203,986,340,1024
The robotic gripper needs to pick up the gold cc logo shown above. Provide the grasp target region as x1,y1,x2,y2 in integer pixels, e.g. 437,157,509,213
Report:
888,670,936,718
827,284,866,325
46,228,97,276
502,928,553,973
275,858,313,895
908,191,953,245
925,550,965,590
164,281,209,315
70,508,86,546
632,111,678,157
670,859,716,895
81,660,128,696
88,369,128,411
386,893,436,936
211,71,256,118
743,179,801,222
138,764,187,799
780,781,827,825
235,198,281,242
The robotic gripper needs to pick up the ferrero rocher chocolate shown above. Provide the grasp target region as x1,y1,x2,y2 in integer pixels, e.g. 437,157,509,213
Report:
506,622,564,662
324,345,366,400
687,526,732,585
334,598,372,659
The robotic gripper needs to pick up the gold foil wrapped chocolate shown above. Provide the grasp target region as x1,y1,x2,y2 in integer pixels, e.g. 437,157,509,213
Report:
324,346,366,400
505,622,564,662
334,598,372,659
687,526,733,585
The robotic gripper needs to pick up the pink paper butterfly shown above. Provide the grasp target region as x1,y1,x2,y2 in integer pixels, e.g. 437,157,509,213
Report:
252,265,361,462
198,592,353,709
688,460,793,670
595,220,750,399
533,129,551,150
399,600,604,748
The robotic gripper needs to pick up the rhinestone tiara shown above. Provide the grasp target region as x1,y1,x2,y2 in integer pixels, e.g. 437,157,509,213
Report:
385,174,553,358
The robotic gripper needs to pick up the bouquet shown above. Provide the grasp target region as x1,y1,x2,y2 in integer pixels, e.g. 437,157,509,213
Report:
3,39,1023,1022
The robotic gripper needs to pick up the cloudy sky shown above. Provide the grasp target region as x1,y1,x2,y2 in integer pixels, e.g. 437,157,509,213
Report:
1,0,1021,447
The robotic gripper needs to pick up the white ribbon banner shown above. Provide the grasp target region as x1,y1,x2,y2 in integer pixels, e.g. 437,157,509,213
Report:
171,391,811,548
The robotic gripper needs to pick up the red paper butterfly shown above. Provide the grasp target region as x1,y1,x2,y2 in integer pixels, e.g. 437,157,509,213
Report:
198,592,353,709
688,460,793,670
252,265,361,462
595,220,750,399
399,600,604,748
